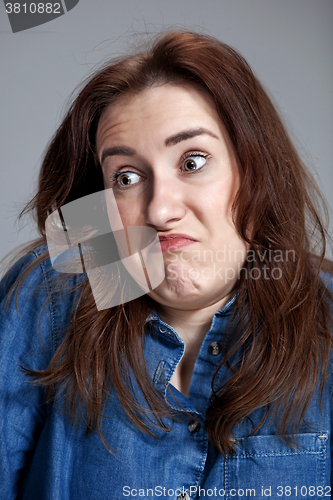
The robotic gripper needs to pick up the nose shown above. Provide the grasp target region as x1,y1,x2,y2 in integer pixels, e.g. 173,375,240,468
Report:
144,174,186,229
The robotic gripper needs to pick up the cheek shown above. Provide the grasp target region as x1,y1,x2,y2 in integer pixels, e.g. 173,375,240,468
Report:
202,181,243,252
116,201,144,228
107,185,148,228
118,209,137,227
202,186,234,226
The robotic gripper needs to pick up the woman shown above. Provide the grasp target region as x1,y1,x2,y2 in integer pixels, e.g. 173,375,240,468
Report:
0,31,332,499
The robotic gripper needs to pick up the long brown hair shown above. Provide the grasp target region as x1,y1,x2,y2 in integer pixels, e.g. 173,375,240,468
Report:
20,31,332,455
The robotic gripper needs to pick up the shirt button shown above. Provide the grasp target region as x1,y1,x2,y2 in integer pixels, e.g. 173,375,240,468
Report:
188,419,201,433
177,494,190,500
209,341,222,355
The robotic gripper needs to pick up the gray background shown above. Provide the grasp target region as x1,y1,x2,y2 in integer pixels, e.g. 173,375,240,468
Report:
1,0,332,263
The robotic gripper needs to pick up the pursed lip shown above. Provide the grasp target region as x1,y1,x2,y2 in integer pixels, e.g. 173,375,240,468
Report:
158,233,198,253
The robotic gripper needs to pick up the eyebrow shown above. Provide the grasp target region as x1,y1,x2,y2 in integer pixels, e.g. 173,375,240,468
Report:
101,146,135,165
100,128,219,164
165,127,219,146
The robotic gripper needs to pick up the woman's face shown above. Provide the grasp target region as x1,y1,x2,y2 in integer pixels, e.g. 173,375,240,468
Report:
96,84,247,312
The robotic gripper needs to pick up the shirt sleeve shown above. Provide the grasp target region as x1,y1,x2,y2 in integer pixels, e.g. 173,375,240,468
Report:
0,248,81,500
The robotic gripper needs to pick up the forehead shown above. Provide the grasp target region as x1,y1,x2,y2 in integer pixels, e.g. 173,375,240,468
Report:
96,84,224,150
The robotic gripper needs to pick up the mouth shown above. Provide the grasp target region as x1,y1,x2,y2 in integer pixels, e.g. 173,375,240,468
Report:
158,233,197,253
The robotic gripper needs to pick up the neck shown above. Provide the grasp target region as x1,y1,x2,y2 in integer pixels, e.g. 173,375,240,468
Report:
156,293,232,345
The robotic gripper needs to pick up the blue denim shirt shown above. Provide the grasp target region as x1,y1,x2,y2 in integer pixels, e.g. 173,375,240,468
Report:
0,246,332,500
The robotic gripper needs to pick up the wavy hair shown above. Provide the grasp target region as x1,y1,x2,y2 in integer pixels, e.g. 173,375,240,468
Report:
21,31,332,454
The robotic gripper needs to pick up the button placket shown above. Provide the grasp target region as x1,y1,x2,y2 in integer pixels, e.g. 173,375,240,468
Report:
208,341,222,356
188,419,201,434
177,493,191,500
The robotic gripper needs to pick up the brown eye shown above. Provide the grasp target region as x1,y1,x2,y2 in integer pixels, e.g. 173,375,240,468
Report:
182,155,207,172
119,174,131,186
111,171,141,188
184,159,197,171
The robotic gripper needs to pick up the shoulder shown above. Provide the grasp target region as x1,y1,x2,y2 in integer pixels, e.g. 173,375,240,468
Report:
1,242,83,291
0,242,85,352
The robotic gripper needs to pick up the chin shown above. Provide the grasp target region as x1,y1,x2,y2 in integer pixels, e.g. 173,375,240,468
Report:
148,270,201,306
154,276,200,299
147,261,236,310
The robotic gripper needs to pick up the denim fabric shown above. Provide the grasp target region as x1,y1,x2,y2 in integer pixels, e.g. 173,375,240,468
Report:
0,246,332,500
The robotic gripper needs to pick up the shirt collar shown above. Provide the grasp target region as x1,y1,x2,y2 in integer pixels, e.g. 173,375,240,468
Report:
144,293,237,385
